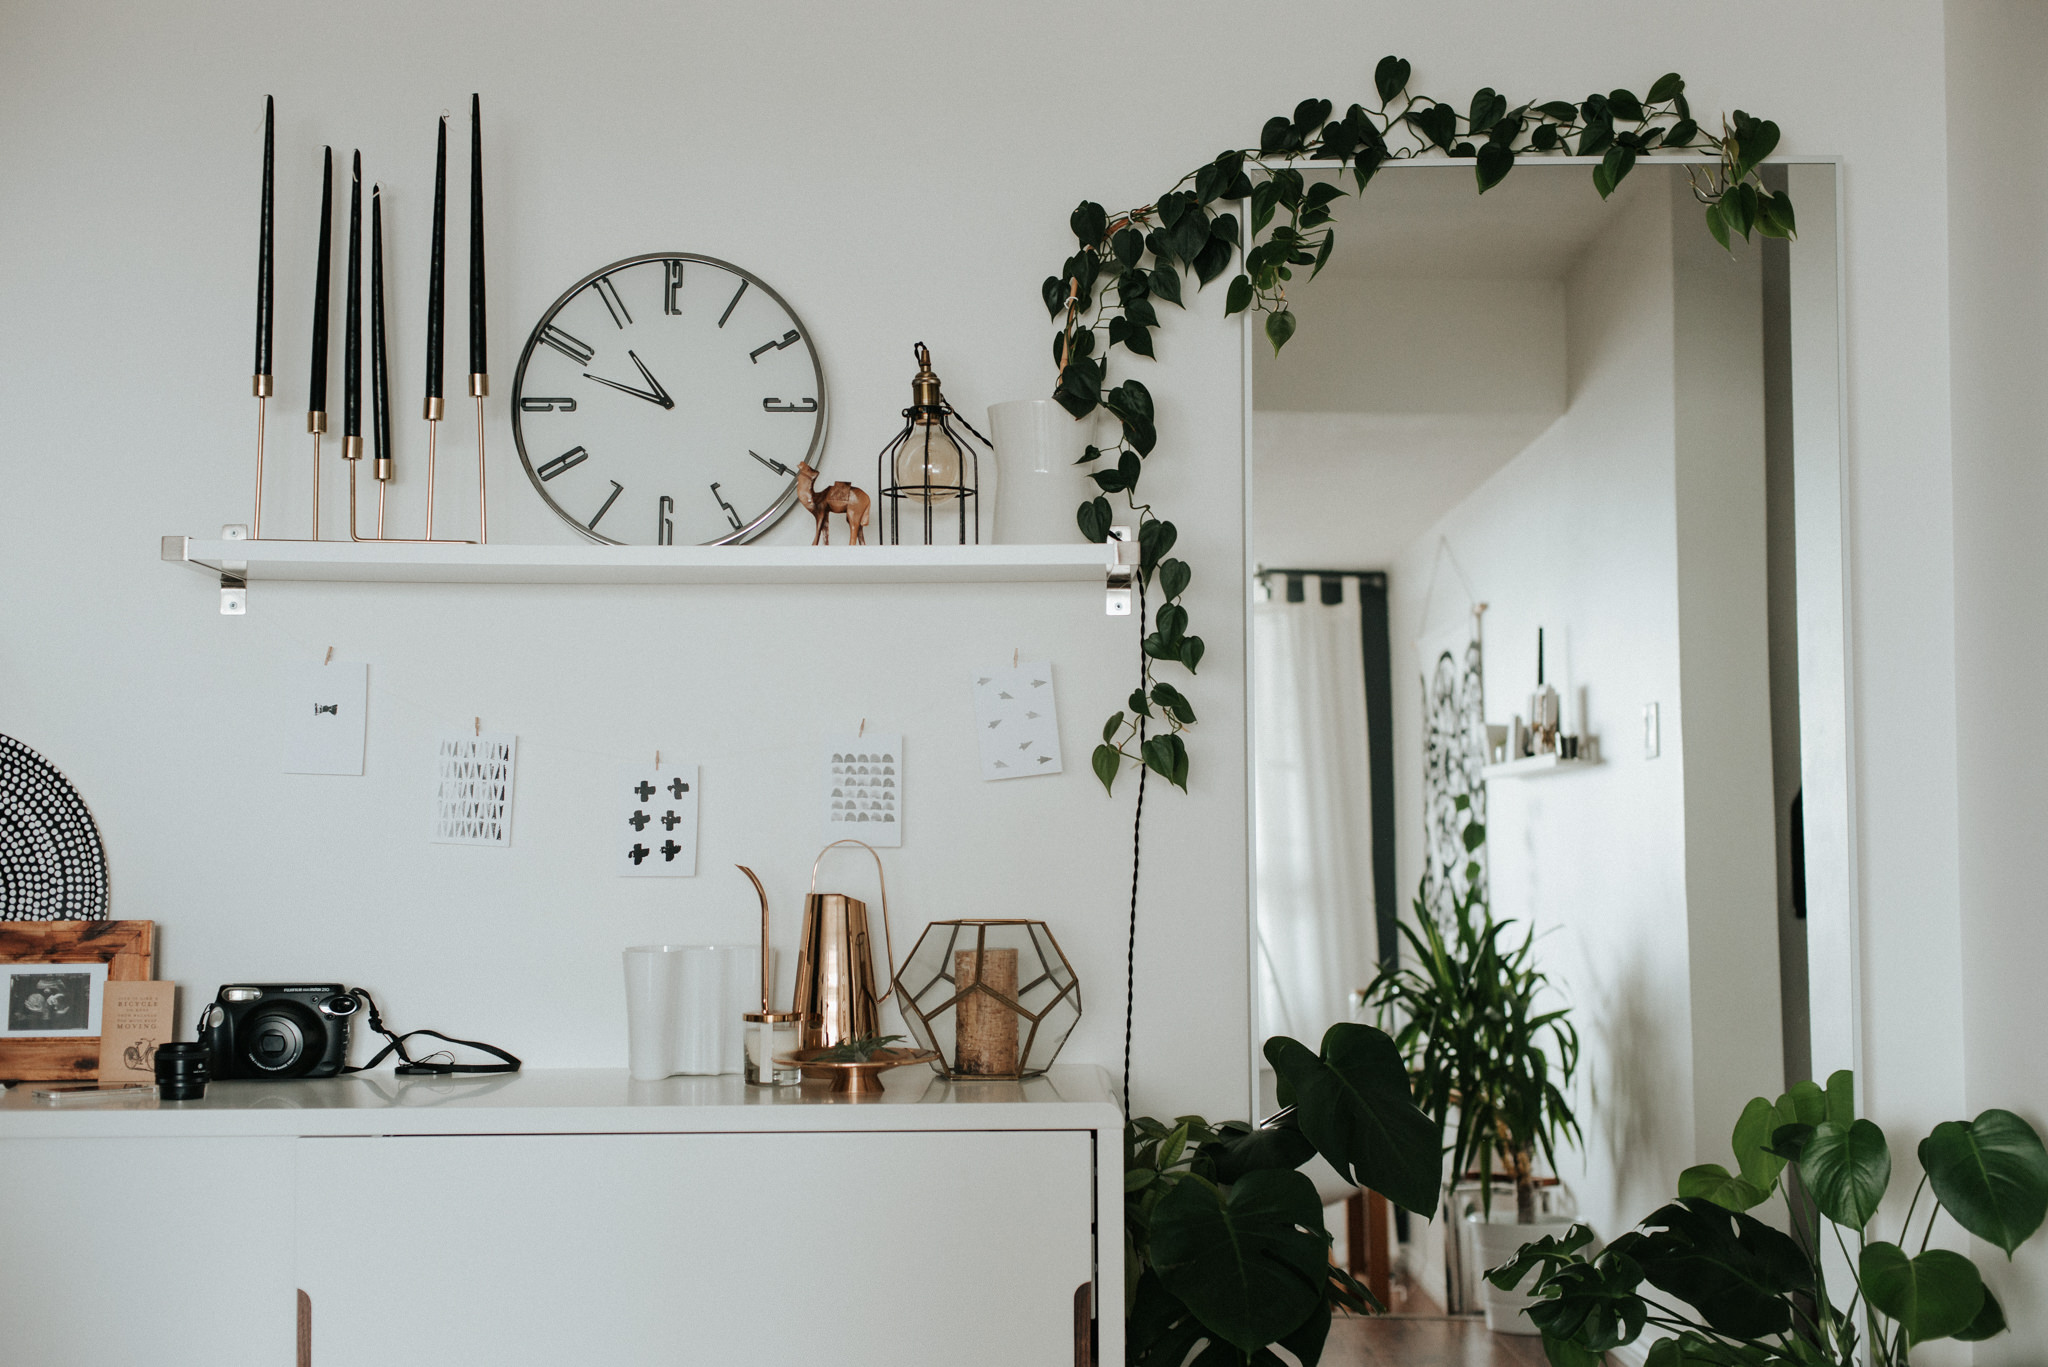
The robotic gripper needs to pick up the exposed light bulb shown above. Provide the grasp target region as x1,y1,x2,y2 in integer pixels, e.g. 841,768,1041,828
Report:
893,417,962,503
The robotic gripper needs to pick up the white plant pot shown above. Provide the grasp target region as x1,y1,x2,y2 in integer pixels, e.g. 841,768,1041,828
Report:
1469,1212,1577,1335
985,398,1105,545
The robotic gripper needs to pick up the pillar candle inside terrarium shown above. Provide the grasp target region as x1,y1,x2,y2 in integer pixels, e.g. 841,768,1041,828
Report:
954,947,1018,1075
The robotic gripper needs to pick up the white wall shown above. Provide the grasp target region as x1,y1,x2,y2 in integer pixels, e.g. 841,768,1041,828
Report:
0,0,1974,1228
1947,1,2048,1357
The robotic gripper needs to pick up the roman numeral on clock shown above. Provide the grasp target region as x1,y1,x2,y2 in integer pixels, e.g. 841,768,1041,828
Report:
540,325,595,365
537,446,589,481
592,277,632,328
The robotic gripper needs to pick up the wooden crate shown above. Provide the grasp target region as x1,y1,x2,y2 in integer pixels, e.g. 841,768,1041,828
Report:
0,921,155,1081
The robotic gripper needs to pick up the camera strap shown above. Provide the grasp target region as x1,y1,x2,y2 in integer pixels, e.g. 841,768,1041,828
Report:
341,988,521,1076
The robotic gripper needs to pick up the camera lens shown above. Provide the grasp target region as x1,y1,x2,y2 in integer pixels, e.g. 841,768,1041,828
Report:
242,1001,325,1076
156,1041,209,1101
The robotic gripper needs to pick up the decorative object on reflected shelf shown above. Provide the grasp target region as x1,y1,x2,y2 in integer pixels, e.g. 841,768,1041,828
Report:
0,920,154,1082
1504,1070,2048,1366
736,865,801,1087
894,920,1082,1080
0,734,110,922
1482,628,1599,778
876,343,995,545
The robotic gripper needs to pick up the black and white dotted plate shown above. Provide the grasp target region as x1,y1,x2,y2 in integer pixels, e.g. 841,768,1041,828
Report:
0,734,109,921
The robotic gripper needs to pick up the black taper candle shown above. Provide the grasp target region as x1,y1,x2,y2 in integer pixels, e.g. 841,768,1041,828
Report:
468,94,486,380
254,95,274,382
307,147,333,419
425,114,447,407
372,185,392,474
344,152,363,439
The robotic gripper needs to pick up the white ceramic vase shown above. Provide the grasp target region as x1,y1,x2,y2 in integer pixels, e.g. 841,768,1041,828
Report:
986,398,1102,545
622,944,750,1080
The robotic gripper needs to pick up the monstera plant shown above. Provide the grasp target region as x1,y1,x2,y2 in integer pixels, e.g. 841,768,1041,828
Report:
1490,1071,2048,1365
1125,1022,1444,1366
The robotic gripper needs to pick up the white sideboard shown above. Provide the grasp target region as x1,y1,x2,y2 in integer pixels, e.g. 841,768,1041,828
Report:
0,1066,1122,1367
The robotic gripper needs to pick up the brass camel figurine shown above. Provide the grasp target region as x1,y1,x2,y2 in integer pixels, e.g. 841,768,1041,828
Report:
796,462,870,546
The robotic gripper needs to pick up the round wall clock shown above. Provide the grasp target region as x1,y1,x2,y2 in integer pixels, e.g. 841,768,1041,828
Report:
510,253,827,545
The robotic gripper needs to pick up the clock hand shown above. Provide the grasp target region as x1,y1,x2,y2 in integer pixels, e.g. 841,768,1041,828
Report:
627,350,673,407
582,350,674,409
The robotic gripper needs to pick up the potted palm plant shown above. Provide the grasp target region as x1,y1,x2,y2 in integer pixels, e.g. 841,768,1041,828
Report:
1359,796,1581,1332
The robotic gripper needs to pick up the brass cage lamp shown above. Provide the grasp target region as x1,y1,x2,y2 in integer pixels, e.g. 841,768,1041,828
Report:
874,342,994,545
893,919,1082,1080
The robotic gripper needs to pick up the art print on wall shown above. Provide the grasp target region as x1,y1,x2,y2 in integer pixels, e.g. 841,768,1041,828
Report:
282,660,368,775
971,662,1063,781
618,762,699,876
1,960,106,1038
431,732,518,847
825,734,901,847
1418,616,1488,926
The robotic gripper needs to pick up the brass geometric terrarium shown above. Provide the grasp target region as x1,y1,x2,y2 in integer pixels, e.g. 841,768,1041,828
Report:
893,920,1081,1081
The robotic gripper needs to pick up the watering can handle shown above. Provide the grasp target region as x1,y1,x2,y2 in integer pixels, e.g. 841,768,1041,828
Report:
810,839,900,1003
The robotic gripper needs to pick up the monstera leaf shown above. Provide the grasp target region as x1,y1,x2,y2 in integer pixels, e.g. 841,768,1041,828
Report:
1625,1200,1811,1340
1860,1242,1987,1345
1147,1168,1328,1353
1677,1163,1771,1213
1918,1108,2048,1256
1201,1116,1316,1184
1264,1023,1442,1217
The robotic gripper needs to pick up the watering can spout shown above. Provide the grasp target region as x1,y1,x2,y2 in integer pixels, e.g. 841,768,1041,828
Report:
737,865,772,1014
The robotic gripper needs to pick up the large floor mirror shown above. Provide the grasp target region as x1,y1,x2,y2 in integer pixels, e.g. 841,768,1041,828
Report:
1244,159,1850,1330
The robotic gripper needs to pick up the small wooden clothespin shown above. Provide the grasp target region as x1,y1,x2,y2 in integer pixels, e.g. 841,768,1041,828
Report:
323,646,334,665
1013,647,1019,668
858,718,866,738
654,750,661,771
474,717,480,737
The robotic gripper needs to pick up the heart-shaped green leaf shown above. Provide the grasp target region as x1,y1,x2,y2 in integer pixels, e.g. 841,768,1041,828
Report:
1919,1109,2048,1256
1373,56,1411,105
1730,1097,1787,1194
1860,1241,1986,1344
1148,1169,1329,1353
1265,1023,1442,1216
1823,1070,1854,1126
1678,1162,1771,1213
1798,1119,1889,1229
1265,309,1298,355
1954,1285,2006,1341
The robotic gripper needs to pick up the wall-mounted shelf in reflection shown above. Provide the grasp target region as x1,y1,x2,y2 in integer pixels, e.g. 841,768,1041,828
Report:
162,533,1137,615
1480,753,1602,780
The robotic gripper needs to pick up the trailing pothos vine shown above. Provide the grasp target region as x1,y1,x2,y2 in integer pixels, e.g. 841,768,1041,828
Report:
1056,56,1794,801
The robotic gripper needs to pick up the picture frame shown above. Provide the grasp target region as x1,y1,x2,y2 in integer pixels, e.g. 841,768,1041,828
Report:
0,921,154,1082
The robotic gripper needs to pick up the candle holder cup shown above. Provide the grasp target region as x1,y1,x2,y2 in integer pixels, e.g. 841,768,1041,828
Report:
893,920,1081,1082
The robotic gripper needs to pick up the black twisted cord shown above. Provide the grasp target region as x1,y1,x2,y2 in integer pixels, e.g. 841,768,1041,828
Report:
1123,571,1148,1118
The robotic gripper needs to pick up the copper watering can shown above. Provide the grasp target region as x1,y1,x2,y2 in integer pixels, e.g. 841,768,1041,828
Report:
741,840,900,1051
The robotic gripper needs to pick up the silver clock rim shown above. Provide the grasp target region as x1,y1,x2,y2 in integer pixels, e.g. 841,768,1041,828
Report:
509,251,830,547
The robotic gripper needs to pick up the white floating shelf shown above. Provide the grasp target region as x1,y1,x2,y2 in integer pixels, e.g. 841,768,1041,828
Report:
1481,753,1601,780
163,536,1123,588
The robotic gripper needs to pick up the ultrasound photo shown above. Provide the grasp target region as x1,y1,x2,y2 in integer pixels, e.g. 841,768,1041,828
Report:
8,971,90,1031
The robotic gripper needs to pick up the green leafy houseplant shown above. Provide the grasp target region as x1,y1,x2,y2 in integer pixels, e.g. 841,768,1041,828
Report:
1493,1071,2048,1365
1125,1022,1445,1365
1359,795,1581,1223
1054,60,1793,801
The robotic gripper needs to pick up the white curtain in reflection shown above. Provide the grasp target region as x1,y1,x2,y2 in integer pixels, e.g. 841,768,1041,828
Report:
1253,578,1379,1049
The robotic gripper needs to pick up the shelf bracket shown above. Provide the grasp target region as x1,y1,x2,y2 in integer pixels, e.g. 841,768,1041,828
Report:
1105,526,1136,616
218,523,249,615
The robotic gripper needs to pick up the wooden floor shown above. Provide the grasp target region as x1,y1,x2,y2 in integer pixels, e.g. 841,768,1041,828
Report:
1321,1315,1554,1367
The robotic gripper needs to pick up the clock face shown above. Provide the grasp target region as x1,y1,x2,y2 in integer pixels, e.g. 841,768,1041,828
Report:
510,253,827,545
